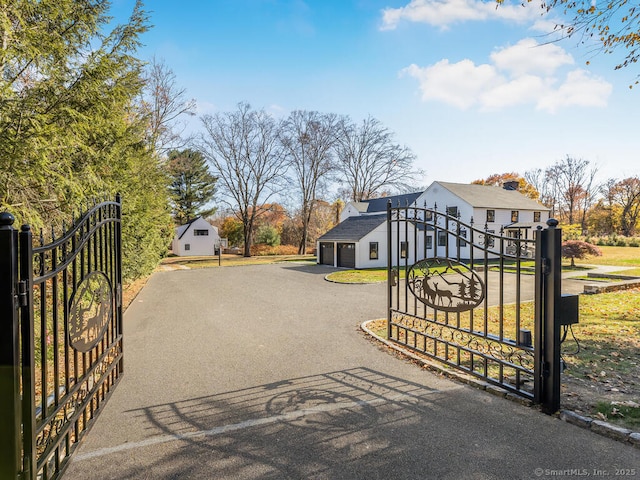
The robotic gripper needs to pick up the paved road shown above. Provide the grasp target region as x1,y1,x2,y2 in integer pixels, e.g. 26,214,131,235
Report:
64,263,639,480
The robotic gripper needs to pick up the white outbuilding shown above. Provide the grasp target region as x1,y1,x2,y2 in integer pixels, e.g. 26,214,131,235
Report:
172,217,224,257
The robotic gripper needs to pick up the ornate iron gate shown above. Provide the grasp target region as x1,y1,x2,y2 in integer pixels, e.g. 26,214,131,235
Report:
1,196,123,480
387,202,563,413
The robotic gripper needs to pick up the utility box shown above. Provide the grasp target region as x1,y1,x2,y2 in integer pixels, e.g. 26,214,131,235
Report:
558,294,579,325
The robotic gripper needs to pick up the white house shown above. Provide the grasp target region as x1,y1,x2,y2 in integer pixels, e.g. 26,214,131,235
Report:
317,181,550,269
172,217,226,257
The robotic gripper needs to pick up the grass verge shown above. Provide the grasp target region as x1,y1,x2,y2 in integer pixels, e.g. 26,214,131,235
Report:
161,254,316,269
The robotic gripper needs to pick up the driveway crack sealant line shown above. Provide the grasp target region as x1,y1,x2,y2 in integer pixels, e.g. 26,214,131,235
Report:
72,393,415,462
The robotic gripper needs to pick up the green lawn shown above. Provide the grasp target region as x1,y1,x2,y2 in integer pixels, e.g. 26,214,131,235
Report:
161,254,316,268
573,245,640,267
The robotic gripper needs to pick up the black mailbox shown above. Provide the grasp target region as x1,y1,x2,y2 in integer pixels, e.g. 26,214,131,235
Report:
558,293,579,325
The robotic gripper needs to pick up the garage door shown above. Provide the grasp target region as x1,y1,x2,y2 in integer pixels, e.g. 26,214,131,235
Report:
337,243,356,268
319,242,334,265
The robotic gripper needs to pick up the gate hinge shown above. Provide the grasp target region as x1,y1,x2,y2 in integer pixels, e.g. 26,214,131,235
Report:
16,280,28,308
542,361,550,379
541,258,550,276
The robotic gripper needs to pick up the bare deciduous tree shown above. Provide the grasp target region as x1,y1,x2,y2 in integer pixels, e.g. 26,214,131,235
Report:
199,102,288,256
544,156,598,231
525,168,556,212
334,116,420,201
610,177,640,236
140,57,196,156
280,110,337,254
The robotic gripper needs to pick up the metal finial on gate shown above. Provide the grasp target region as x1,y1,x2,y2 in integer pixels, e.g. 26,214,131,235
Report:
0,211,15,227
546,218,559,228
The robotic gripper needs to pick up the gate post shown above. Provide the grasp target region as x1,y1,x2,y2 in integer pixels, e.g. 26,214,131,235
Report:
536,218,562,414
0,212,22,479
387,200,392,340
115,193,124,372
19,225,35,480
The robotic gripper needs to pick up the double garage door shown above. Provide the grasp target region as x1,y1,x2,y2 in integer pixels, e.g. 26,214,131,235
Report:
319,242,355,268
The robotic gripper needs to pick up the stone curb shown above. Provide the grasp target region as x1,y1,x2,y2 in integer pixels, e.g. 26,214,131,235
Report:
323,275,385,285
360,319,640,449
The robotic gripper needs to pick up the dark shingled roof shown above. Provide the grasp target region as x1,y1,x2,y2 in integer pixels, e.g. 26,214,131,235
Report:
177,217,201,240
318,214,386,242
363,192,422,213
435,182,549,211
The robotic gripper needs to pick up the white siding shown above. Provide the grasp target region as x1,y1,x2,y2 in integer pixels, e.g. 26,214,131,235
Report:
172,218,220,257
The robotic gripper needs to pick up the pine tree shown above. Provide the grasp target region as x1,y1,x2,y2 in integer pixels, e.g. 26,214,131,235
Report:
167,149,217,224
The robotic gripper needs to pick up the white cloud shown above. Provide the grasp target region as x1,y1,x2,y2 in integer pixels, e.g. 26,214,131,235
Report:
196,101,218,115
402,60,504,109
381,0,541,30
490,38,574,76
536,70,613,113
401,39,611,112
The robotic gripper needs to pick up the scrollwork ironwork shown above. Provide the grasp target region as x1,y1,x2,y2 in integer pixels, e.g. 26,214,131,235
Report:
391,312,534,372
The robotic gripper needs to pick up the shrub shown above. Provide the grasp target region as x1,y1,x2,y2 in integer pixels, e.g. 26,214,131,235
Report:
256,225,281,247
629,239,640,247
562,240,602,267
616,237,628,247
250,244,299,256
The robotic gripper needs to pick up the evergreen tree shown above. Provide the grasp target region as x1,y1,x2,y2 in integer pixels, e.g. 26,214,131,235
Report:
0,0,173,280
167,149,217,224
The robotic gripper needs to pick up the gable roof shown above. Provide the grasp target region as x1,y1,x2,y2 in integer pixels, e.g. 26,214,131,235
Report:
360,192,422,213
433,182,549,211
318,214,386,242
176,217,216,240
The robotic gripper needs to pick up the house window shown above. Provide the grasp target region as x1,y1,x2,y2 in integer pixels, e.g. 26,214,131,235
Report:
511,210,519,223
184,244,191,251
369,242,378,260
400,241,408,259
437,231,447,247
533,211,541,222
194,229,209,236
457,228,467,247
426,235,433,250
486,210,495,222
425,211,433,221
446,206,458,217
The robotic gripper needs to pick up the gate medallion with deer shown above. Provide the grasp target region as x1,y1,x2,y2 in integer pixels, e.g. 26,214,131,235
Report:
387,203,563,409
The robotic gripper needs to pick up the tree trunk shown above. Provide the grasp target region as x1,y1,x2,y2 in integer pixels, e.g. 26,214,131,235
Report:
243,220,253,257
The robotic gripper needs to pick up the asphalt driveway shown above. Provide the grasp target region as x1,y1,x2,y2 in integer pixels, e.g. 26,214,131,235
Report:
64,263,639,479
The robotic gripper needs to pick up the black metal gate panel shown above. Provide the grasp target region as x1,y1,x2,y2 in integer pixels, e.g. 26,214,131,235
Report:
387,203,563,411
0,196,123,480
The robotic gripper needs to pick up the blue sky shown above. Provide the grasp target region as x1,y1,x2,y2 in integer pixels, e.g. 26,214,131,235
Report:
112,0,639,187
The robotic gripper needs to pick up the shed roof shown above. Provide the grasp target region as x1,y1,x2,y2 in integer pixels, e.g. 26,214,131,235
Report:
318,214,386,242
434,182,549,211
